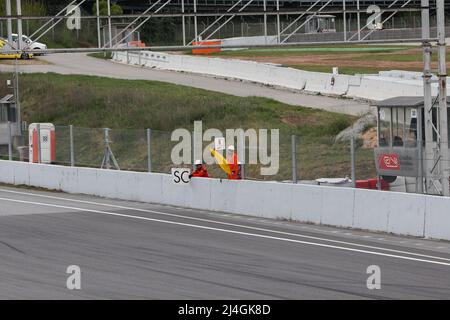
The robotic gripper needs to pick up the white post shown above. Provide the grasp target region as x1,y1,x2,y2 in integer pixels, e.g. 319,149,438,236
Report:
107,0,112,47
263,0,267,44
422,0,433,194
14,59,21,136
291,135,297,184
147,129,152,172
70,125,75,166
350,137,356,187
343,0,347,41
357,0,361,41
7,121,13,161
36,123,41,164
194,0,198,42
16,0,23,51
276,0,280,43
96,0,101,48
437,0,449,196
182,0,186,46
6,0,13,45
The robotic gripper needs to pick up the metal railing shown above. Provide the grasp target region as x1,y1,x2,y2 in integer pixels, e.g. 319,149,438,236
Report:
0,124,377,183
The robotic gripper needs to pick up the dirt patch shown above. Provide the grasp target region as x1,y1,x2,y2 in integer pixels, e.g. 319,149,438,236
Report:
0,58,50,65
216,47,447,72
281,112,320,127
361,127,378,149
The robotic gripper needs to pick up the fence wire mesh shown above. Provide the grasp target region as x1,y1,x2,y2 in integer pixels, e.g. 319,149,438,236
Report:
1,125,379,183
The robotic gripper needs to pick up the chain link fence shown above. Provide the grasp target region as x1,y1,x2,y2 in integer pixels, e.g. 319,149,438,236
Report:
0,124,378,183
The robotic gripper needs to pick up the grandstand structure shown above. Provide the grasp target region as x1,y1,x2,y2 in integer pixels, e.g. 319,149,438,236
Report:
74,1,440,46
85,1,424,13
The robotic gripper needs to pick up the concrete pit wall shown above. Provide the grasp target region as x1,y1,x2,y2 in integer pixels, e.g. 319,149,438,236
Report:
1,160,450,241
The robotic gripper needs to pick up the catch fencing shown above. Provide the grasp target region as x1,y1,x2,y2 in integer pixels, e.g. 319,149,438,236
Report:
0,124,377,184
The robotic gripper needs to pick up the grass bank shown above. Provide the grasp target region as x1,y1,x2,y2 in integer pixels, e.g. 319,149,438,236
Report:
0,72,376,180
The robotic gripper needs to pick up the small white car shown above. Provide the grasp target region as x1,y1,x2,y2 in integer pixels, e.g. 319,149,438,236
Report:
11,34,47,54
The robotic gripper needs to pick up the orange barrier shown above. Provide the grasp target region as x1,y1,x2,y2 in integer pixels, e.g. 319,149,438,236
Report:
128,41,146,48
192,40,222,55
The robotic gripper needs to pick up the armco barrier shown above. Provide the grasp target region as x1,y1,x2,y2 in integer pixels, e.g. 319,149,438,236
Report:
4,159,450,241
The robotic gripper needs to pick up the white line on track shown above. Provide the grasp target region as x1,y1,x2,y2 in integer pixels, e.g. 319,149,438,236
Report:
0,188,449,262
0,195,450,267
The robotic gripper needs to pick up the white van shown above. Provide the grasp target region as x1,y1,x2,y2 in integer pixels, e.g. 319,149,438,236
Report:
11,34,47,54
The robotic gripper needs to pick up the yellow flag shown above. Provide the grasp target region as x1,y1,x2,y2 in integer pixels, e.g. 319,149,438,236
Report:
210,148,231,175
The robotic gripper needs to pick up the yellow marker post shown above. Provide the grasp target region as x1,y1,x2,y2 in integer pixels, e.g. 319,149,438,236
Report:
210,148,231,175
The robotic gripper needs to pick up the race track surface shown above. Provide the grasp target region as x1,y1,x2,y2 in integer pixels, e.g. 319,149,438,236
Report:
0,186,449,299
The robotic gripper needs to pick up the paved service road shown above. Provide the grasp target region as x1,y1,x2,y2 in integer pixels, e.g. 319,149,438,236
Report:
0,53,372,116
0,186,449,299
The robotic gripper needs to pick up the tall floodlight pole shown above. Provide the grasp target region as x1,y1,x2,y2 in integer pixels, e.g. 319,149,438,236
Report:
107,0,112,47
436,0,449,196
422,0,434,194
16,0,23,50
6,0,13,45
96,0,101,48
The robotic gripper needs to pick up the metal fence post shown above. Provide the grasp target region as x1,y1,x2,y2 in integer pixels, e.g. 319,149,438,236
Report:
147,128,152,172
240,133,245,180
191,131,195,170
350,137,356,187
36,123,41,164
104,128,110,169
291,135,297,184
69,125,75,167
7,121,12,161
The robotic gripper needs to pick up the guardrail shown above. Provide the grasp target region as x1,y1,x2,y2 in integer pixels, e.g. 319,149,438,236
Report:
1,159,449,241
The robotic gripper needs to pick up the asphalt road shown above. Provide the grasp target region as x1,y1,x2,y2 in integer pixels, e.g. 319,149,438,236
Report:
1,186,450,299
0,53,372,116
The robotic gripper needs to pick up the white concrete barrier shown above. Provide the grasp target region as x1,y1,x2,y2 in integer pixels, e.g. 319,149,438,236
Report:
346,77,426,100
291,184,323,224
387,192,426,237
222,36,278,48
353,188,390,232
4,159,450,241
112,50,450,102
424,195,450,240
304,72,352,96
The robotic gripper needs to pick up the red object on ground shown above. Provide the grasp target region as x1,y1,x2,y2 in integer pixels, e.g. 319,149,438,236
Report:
128,41,146,48
192,40,222,55
191,165,209,178
355,180,370,189
356,178,389,190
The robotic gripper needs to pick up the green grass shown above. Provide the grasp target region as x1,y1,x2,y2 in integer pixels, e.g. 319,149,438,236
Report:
350,52,450,63
0,72,376,180
209,45,408,57
284,64,394,75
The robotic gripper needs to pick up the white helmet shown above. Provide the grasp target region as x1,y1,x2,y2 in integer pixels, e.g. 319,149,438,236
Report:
194,160,202,165
237,161,242,165
227,145,235,151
